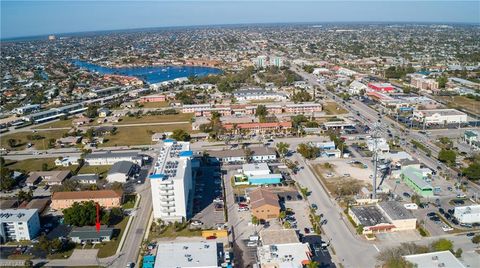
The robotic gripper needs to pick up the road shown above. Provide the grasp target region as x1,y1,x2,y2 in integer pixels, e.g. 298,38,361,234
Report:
290,152,380,267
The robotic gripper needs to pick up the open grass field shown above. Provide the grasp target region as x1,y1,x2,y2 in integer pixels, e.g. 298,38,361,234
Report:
77,165,112,178
1,130,69,150
323,102,348,115
148,224,202,240
116,113,193,125
34,119,73,129
4,158,78,173
97,216,130,258
99,123,192,147
437,95,480,115
139,101,171,108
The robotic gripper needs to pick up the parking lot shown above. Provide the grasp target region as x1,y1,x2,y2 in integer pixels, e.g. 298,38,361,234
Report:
190,163,225,229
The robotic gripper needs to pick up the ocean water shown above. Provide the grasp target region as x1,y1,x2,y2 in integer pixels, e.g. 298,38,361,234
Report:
72,60,222,84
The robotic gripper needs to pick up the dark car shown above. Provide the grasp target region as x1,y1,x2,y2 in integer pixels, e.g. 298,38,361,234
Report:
427,212,436,217
453,199,465,205
311,204,318,210
466,232,475,237
452,219,459,225
297,195,303,200
439,208,445,214
304,228,310,234
403,192,411,198
286,195,292,201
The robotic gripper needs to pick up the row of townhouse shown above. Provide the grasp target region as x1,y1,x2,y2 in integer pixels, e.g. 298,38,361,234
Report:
182,102,322,117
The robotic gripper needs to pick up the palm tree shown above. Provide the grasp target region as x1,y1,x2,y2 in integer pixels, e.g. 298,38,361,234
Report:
276,142,290,160
306,261,320,268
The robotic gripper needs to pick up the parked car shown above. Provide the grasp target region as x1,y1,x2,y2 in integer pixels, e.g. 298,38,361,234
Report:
403,192,411,198
206,236,217,240
311,204,318,210
191,220,203,226
466,232,475,237
304,228,310,234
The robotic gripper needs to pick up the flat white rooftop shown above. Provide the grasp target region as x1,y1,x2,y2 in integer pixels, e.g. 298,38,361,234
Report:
150,140,191,182
257,242,311,268
404,251,466,268
0,209,38,222
154,241,219,268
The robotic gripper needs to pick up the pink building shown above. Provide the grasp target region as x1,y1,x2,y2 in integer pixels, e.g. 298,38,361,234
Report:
368,83,394,92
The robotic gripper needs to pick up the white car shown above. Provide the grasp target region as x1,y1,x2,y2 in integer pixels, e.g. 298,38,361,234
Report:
191,220,203,226
442,225,453,232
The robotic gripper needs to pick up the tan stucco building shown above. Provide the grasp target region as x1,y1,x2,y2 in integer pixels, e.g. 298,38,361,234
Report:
51,190,123,210
250,188,280,220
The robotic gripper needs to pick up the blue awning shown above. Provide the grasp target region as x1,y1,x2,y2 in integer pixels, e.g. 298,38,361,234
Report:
179,150,193,157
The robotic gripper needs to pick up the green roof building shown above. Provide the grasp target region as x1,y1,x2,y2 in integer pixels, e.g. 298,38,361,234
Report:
401,167,434,197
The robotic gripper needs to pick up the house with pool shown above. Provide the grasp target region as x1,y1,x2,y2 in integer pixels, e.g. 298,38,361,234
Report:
234,163,282,185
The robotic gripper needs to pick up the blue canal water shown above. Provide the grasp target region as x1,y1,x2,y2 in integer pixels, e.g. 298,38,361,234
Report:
72,60,222,84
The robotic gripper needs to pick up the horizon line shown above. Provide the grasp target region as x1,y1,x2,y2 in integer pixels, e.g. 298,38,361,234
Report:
2,21,479,42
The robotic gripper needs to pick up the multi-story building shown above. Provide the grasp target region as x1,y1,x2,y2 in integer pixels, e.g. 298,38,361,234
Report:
223,121,292,134
181,104,212,114
454,205,480,224
410,74,439,91
254,55,268,68
51,190,123,210
233,89,288,102
150,140,193,222
0,209,40,242
285,103,322,114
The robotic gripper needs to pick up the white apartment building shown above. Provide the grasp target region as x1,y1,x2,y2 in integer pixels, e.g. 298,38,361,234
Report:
454,205,480,224
233,89,288,102
0,209,41,242
84,151,142,166
413,109,468,125
150,140,193,222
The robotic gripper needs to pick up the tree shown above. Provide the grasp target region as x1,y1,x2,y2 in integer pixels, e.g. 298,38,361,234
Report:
463,162,480,181
170,129,190,141
356,224,364,234
437,76,448,89
42,163,49,171
431,239,453,252
85,105,98,118
438,149,456,166
244,148,253,163
411,194,421,205
251,216,259,225
297,143,319,159
7,138,17,148
455,248,463,258
63,201,97,226
278,211,286,220
0,158,15,191
17,190,33,202
24,260,33,268
472,234,480,244
255,105,268,122
291,90,312,102
306,261,320,268
276,142,290,159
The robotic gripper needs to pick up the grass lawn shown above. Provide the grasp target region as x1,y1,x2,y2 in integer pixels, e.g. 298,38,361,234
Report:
97,216,130,258
77,165,112,179
99,124,192,147
34,119,73,129
323,102,348,115
437,95,480,115
115,113,193,125
5,158,78,173
139,102,171,108
149,224,202,240
1,130,69,150
122,194,137,209
7,254,32,260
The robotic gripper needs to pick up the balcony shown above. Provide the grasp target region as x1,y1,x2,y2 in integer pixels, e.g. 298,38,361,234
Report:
160,185,174,191
160,197,175,202
160,201,175,207
159,191,174,197
161,208,176,213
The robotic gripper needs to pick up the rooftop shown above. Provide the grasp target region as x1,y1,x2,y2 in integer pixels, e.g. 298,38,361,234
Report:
150,141,190,182
402,167,433,190
260,229,299,245
154,241,219,268
69,225,114,239
404,251,466,268
378,201,415,220
249,188,279,210
243,163,270,173
349,205,390,227
0,209,38,222
108,161,135,175
84,151,140,159
257,242,311,268
52,190,123,200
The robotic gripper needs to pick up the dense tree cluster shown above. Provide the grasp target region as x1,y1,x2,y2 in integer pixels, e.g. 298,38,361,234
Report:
384,65,415,79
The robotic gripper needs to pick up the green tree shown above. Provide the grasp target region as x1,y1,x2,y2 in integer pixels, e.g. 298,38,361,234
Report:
463,162,480,181
7,138,17,148
42,163,49,171
356,224,364,234
251,216,259,225
170,129,191,141
276,142,290,159
438,149,456,166
0,159,15,191
85,105,98,118
297,143,319,159
24,260,33,268
291,90,312,102
278,211,286,220
306,261,320,268
255,105,268,122
437,76,448,89
455,248,463,258
431,239,453,252
63,201,97,227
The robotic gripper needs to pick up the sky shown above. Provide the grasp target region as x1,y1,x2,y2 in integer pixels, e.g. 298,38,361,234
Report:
1,1,479,39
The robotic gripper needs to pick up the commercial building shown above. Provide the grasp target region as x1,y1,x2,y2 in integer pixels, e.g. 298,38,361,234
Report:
0,209,41,242
249,188,280,220
106,161,136,183
26,170,71,186
84,151,142,166
413,109,468,125
348,201,416,234
150,140,193,222
51,190,123,210
401,167,434,197
368,82,394,92
223,121,292,133
464,130,479,150
404,251,466,268
23,103,86,124
367,137,390,153
69,226,114,244
257,229,312,268
207,149,246,164
284,103,322,114
154,241,220,268
410,74,439,91
453,205,480,224
242,163,282,185
250,146,277,162
13,104,41,115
